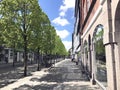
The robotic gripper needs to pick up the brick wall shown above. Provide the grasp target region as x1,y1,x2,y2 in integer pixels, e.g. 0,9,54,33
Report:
80,0,100,34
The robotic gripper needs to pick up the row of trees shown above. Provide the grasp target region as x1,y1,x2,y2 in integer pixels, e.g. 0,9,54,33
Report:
0,0,68,76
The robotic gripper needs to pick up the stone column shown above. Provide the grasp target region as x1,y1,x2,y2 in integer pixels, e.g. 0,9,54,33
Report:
81,39,84,67
17,52,20,62
105,0,117,89
84,47,87,71
81,51,84,66
88,47,92,78
114,31,120,90
114,43,120,90
91,43,96,85
105,43,117,90
88,50,90,72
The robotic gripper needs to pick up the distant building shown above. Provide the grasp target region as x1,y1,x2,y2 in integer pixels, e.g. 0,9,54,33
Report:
0,47,35,64
72,0,81,62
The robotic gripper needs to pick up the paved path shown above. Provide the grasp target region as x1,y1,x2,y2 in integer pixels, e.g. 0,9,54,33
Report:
0,63,38,88
0,59,100,90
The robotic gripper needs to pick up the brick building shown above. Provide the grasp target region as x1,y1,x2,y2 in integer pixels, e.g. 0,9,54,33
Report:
73,0,120,90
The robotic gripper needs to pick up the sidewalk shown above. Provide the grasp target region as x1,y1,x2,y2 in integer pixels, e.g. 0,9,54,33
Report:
0,59,101,90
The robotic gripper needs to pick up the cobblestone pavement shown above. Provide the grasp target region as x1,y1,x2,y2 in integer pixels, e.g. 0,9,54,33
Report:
0,59,101,90
0,63,39,88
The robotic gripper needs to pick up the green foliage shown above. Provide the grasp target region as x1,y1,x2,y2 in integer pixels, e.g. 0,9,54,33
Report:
0,0,67,57
94,28,105,61
95,39,105,56
54,35,68,56
0,0,67,76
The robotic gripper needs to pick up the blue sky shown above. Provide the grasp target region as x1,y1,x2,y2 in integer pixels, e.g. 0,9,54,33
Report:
38,0,75,51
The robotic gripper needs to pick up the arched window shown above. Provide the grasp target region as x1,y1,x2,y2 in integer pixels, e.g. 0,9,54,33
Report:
93,24,107,88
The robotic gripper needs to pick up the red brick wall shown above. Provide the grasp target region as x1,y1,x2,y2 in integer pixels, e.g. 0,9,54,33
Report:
80,0,100,34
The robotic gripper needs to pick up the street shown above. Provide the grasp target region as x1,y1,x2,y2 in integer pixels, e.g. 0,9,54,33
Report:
0,59,100,90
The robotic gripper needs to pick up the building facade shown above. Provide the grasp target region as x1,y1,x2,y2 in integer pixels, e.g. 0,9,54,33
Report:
73,0,120,90
72,0,81,63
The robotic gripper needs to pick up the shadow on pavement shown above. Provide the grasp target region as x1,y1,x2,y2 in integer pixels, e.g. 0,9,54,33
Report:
0,64,37,88
13,63,92,90
13,83,96,90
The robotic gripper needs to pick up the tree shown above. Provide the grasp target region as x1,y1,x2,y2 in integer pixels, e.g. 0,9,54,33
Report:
28,6,51,70
0,0,67,75
0,0,41,76
0,0,24,66
54,35,67,56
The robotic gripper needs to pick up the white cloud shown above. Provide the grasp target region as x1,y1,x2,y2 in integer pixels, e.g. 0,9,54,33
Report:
52,0,75,51
52,0,75,26
59,11,66,17
52,17,69,26
56,29,70,39
62,41,72,51
59,0,75,14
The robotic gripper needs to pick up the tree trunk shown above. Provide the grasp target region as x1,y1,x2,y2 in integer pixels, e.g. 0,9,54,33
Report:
12,42,15,67
37,47,40,71
23,3,28,77
24,34,27,76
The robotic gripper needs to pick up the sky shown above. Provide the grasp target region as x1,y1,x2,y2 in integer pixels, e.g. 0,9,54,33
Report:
38,0,75,51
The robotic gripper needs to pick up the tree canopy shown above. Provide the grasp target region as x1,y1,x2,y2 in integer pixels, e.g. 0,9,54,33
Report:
0,0,68,76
